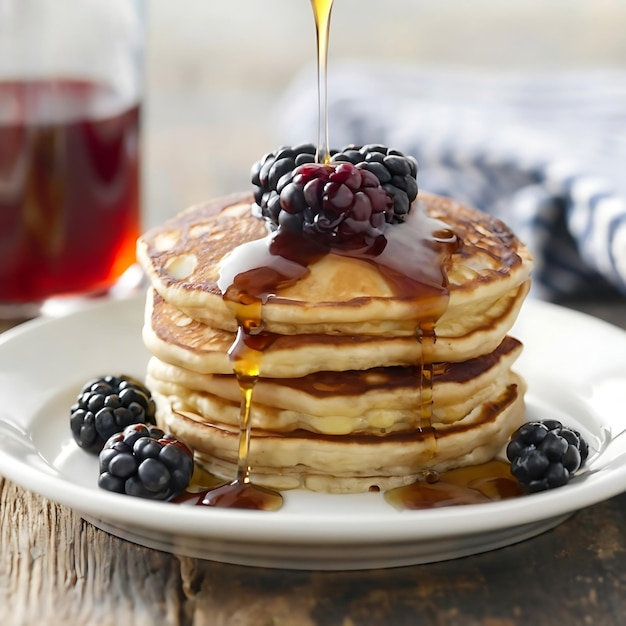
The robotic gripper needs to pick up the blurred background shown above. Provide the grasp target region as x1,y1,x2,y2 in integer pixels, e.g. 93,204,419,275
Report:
144,0,626,227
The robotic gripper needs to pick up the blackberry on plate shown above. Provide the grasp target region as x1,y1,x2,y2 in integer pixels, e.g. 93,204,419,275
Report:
331,144,418,222
98,424,194,501
278,161,393,254
70,375,157,454
506,419,589,492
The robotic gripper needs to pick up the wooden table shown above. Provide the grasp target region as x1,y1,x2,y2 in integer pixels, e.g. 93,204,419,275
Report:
1,299,626,626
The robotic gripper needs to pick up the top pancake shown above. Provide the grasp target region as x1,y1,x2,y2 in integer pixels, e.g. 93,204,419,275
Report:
137,192,532,336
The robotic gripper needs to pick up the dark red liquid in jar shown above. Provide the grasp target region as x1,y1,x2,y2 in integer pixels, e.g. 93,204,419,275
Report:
0,79,141,303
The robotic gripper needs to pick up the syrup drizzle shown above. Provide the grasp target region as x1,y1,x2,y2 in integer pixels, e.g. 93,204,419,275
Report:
310,0,334,163
183,0,519,511
197,293,283,510
203,199,459,510
199,322,282,511
417,321,436,435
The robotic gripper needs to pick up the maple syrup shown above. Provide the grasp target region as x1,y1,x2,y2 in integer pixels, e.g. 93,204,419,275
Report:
310,0,334,163
385,461,523,510
199,316,283,510
194,297,283,510
415,322,437,464
182,0,518,513
189,0,333,511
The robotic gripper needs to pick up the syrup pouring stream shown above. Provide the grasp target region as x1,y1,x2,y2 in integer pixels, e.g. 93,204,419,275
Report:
197,0,519,510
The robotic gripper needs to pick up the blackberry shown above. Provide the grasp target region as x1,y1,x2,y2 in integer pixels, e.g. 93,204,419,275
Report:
70,375,156,454
251,143,318,227
278,161,393,254
331,144,418,222
98,424,194,500
506,420,589,492
250,143,419,230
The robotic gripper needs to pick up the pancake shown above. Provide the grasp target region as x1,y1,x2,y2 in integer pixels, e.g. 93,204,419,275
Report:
145,335,523,434
137,188,532,495
148,368,523,436
136,192,532,336
143,284,529,376
152,376,525,493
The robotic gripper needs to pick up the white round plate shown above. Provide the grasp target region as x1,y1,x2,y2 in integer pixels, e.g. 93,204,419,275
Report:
0,295,625,571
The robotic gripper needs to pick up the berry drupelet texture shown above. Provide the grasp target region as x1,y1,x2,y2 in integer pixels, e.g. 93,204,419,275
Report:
98,424,194,500
251,143,319,226
278,161,393,253
506,419,589,492
70,375,157,454
331,144,418,221
250,143,419,237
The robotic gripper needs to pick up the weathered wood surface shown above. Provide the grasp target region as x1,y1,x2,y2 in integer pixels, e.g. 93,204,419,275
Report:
1,300,626,626
1,475,626,626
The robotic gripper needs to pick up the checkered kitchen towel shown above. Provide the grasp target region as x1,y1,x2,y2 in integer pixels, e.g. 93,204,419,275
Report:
277,65,626,300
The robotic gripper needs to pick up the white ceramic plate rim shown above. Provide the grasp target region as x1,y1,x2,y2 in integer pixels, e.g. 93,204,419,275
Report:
0,295,625,548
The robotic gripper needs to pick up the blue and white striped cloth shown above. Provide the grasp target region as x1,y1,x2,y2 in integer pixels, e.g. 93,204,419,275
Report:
277,65,626,300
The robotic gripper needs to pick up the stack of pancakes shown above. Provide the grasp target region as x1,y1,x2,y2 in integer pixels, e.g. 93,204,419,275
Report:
136,191,532,493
